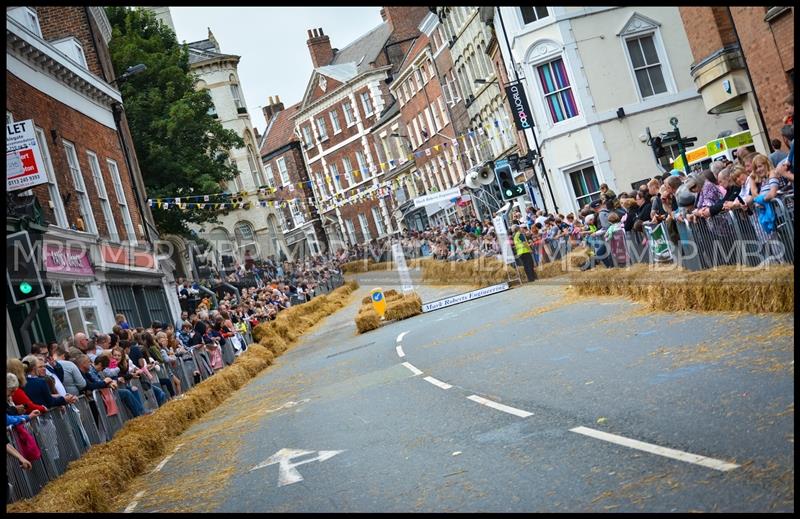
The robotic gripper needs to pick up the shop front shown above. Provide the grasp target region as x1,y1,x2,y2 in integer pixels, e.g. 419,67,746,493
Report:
42,240,106,342
98,243,174,328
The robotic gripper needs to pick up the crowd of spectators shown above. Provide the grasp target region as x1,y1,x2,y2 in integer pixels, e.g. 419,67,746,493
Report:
7,252,347,477
338,125,794,272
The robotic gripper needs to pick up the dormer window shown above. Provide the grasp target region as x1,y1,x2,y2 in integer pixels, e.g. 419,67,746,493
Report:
52,37,88,69
8,7,42,37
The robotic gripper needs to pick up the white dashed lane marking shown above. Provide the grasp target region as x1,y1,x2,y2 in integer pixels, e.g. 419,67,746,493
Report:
402,362,423,376
569,426,740,472
396,345,405,358
124,491,146,513
467,395,533,418
423,376,452,390
396,331,409,343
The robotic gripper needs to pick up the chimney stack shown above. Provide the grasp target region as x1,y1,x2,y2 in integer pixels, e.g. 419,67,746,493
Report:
306,27,333,68
383,7,429,41
262,95,285,127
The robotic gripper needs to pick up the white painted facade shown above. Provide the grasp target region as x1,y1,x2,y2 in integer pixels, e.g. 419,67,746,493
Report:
495,6,743,215
188,43,290,264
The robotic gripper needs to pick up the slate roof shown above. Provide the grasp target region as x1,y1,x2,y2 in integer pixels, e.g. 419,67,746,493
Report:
187,39,238,65
329,22,391,74
259,102,302,157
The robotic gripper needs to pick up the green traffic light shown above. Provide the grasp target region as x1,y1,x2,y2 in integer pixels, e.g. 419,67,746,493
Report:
20,281,33,294
506,190,513,197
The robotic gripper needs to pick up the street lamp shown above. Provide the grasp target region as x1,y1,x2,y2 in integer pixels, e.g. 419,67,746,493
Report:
110,63,147,85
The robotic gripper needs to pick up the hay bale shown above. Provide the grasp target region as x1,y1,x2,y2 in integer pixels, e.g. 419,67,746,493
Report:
385,293,422,321
568,264,793,313
6,280,360,513
355,307,381,333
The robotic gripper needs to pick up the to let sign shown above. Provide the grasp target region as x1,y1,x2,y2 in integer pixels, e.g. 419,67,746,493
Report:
7,120,48,192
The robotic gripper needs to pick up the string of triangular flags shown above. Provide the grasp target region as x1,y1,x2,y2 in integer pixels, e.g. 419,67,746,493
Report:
149,115,515,214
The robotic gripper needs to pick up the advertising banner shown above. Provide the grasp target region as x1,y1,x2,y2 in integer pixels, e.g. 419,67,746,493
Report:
391,242,414,294
505,83,534,131
492,215,516,265
646,223,673,262
413,187,461,208
421,283,509,313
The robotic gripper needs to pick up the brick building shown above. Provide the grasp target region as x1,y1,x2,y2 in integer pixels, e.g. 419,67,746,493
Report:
6,6,178,356
388,11,474,229
259,96,328,257
293,6,429,249
678,6,794,154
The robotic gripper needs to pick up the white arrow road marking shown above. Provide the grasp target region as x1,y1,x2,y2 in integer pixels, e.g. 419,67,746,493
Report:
396,331,409,343
569,426,740,471
396,345,405,358
250,448,345,487
264,399,311,414
467,395,533,418
423,376,452,389
402,362,423,376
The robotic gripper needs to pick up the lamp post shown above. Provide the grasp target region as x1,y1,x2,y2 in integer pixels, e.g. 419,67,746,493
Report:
108,63,157,244
493,8,558,214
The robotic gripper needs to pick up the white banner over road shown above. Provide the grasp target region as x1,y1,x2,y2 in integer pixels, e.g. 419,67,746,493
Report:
422,282,510,313
392,242,414,294
413,187,461,208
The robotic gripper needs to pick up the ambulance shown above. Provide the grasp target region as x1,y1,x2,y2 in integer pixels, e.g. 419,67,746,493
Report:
672,130,756,173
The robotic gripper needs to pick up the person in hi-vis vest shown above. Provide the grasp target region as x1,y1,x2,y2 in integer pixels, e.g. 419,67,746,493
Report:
512,225,537,282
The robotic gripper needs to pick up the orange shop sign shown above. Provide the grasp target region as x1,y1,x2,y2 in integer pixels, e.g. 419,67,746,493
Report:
101,244,156,270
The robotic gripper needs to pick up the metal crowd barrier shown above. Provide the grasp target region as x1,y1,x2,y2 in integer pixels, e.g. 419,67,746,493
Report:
129,377,159,413
221,338,235,366
92,389,125,441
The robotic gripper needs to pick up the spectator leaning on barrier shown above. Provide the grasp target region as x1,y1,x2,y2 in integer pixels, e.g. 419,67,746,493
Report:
21,355,77,407
7,359,46,414
74,353,144,418
53,346,86,397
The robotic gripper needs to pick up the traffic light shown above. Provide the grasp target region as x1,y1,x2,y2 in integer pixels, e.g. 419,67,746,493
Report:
6,230,45,305
652,136,665,158
494,160,525,200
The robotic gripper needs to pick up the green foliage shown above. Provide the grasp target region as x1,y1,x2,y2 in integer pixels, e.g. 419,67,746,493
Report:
105,6,244,237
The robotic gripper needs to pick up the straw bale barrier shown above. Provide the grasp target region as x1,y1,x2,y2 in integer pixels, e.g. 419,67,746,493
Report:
569,263,793,313
355,291,423,334
8,281,358,513
340,258,427,274
418,248,591,286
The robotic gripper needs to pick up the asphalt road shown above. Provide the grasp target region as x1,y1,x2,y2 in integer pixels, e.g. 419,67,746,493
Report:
115,272,794,513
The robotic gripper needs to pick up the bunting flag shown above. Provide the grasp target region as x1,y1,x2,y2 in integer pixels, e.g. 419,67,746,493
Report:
150,115,518,215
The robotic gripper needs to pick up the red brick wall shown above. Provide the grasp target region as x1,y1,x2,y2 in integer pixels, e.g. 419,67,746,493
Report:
678,7,733,65
6,72,145,243
35,7,106,80
731,6,794,142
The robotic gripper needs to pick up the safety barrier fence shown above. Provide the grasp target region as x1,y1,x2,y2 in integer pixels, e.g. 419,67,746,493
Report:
5,330,263,503
587,194,794,271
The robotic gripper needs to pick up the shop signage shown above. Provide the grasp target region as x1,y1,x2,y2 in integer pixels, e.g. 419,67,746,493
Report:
44,242,94,276
101,244,156,270
505,83,533,131
6,119,48,192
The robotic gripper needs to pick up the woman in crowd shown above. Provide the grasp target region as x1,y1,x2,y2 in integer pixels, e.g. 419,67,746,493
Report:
6,359,47,414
